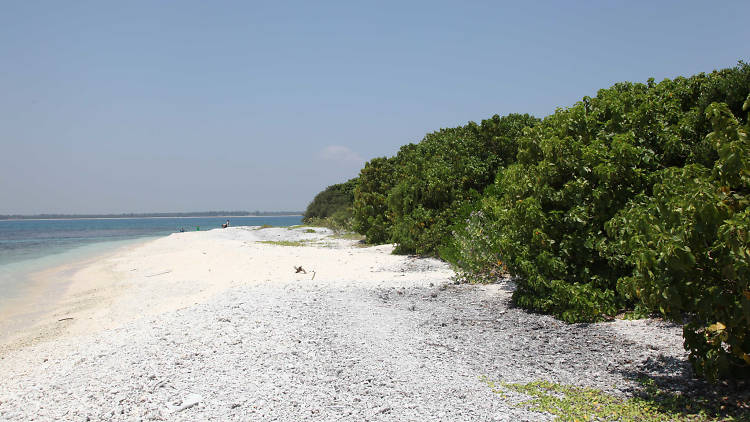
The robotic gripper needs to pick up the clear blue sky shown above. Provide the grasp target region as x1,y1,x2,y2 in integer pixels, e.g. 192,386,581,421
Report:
1,0,748,214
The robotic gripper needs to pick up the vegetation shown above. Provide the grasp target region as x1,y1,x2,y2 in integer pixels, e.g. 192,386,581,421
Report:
481,376,748,421
352,113,538,253
450,209,506,283
332,232,365,241
477,67,750,327
303,215,354,234
474,65,750,379
608,99,750,380
257,240,310,247
302,178,358,232
307,61,750,380
352,156,399,244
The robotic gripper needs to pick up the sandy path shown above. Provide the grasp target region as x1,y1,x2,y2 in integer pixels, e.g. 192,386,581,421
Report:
0,226,695,421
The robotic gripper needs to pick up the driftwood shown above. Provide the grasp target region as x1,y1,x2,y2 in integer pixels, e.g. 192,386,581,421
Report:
58,317,74,322
294,266,317,280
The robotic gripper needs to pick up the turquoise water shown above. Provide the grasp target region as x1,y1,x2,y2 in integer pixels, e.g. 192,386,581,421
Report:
0,215,302,306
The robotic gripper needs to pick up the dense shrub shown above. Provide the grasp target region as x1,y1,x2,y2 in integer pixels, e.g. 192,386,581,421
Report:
303,211,355,233
352,156,399,244
450,209,506,283
386,124,484,255
351,113,538,253
607,98,750,380
470,64,750,323
379,114,538,255
303,178,358,223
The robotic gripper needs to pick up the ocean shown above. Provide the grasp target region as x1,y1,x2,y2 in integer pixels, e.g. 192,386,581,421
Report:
0,215,302,307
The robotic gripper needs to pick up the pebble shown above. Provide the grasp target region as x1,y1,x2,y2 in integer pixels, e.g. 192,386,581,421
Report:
0,231,706,421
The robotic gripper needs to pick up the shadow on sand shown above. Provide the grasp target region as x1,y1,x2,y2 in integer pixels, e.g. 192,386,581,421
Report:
616,354,749,420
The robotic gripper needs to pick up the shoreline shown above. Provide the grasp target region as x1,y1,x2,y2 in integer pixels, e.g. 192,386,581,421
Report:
0,236,160,352
0,226,362,355
0,235,162,305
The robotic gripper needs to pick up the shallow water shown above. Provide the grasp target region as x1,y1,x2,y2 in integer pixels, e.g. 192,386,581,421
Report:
0,215,302,307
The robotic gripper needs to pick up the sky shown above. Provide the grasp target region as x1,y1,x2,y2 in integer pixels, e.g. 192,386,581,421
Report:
1,1,748,214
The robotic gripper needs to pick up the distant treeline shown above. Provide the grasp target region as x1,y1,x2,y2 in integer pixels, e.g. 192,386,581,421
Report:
305,61,750,381
0,211,303,220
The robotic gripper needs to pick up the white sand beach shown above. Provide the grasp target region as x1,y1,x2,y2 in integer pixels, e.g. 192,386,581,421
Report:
1,226,441,354
0,226,691,421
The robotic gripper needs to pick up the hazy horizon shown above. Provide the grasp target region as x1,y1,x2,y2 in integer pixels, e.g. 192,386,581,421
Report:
0,210,304,218
2,1,748,214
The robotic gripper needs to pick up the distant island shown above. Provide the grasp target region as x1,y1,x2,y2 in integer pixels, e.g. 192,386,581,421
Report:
0,211,303,220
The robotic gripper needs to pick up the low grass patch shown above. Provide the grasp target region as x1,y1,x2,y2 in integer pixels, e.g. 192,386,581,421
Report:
257,240,310,247
256,224,274,229
333,231,365,241
480,376,748,421
285,225,317,233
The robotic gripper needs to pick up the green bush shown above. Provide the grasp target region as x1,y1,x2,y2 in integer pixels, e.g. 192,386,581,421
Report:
608,98,750,380
449,209,506,283
475,63,750,323
304,209,355,234
387,114,538,256
350,113,537,254
352,156,398,244
303,177,358,222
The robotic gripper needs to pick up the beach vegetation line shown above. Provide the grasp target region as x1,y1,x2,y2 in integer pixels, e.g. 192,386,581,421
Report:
305,61,750,381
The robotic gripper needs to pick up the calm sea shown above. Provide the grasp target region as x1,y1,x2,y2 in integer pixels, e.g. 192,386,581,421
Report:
0,215,302,306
